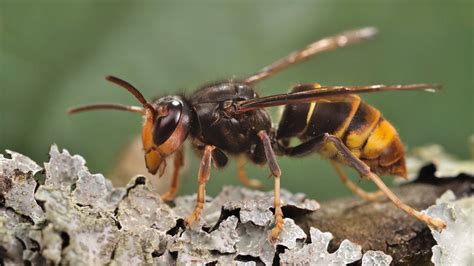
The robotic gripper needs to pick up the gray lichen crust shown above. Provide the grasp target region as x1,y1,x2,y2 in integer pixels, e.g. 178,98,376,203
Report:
406,136,474,181
280,227,363,265
0,145,330,265
424,191,474,265
0,150,44,224
361,250,393,266
2,145,456,265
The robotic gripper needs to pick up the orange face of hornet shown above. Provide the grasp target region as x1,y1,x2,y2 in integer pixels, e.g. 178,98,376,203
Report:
141,96,191,176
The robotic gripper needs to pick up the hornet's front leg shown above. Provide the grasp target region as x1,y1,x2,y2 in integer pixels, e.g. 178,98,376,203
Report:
258,131,283,242
161,148,184,202
185,145,214,226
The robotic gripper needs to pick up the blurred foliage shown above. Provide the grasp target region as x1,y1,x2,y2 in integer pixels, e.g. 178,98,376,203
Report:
1,0,472,200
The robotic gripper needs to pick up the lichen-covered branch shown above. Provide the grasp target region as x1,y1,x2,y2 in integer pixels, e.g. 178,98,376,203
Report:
0,144,473,265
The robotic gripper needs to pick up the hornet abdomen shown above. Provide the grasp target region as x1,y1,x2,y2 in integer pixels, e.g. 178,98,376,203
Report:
276,86,407,177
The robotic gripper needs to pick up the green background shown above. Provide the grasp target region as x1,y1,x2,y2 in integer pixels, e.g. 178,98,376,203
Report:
1,0,472,200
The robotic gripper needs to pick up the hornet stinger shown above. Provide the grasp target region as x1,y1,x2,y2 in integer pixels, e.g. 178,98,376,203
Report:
69,27,446,241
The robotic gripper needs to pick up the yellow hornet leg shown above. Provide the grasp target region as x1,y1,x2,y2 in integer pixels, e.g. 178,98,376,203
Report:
185,145,214,226
331,161,384,202
161,149,184,202
258,131,283,242
237,157,264,190
366,171,446,230
325,134,446,231
271,171,284,242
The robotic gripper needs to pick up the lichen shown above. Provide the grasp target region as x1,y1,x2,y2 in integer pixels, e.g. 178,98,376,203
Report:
361,250,392,266
280,227,363,265
0,150,44,224
72,170,126,212
44,145,87,192
0,145,444,265
116,176,175,233
424,190,474,265
406,136,474,181
1,145,324,265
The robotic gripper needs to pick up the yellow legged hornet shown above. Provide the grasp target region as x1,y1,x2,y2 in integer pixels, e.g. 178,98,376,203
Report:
69,27,446,241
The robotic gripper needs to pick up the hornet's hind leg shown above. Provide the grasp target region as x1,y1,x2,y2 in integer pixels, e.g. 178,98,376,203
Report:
330,161,384,202
283,135,383,201
237,157,264,190
284,133,446,231
258,131,283,242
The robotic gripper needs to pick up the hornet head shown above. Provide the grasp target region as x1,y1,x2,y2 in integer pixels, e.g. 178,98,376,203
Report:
68,75,191,176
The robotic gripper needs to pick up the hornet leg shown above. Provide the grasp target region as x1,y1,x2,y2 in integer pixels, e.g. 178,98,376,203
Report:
324,134,446,231
330,161,384,202
161,148,184,202
258,131,283,242
185,145,214,226
282,133,446,231
237,157,264,190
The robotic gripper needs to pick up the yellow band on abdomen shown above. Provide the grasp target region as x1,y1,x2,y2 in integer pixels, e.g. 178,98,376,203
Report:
305,83,320,124
362,119,397,159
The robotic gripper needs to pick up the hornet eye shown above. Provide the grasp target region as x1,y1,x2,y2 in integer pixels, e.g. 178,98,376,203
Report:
153,100,182,145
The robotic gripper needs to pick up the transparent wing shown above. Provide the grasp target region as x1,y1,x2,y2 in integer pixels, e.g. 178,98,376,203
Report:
244,27,378,84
